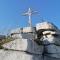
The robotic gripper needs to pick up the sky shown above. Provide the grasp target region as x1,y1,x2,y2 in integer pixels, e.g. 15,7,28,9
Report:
0,0,60,34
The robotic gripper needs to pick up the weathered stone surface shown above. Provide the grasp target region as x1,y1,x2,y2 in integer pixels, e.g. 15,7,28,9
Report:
36,22,58,30
0,22,60,60
45,45,60,58
0,49,43,60
2,39,43,54
44,56,60,60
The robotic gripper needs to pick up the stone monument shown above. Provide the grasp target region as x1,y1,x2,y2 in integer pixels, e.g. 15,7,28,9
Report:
0,8,60,60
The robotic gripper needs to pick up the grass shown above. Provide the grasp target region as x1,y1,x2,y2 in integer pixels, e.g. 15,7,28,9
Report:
0,36,13,49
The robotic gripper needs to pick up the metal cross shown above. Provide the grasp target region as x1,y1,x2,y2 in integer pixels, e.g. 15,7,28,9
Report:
22,8,37,27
